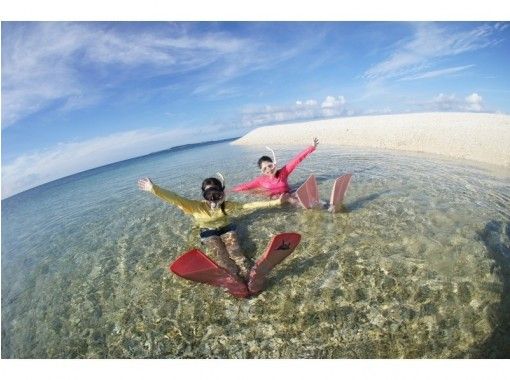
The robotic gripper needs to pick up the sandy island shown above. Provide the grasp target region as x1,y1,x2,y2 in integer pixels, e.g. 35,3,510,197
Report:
233,112,510,168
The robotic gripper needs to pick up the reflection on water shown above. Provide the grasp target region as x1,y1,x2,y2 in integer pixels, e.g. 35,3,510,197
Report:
2,142,510,358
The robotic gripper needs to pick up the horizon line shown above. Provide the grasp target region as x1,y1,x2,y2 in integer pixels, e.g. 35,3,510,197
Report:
1,136,240,201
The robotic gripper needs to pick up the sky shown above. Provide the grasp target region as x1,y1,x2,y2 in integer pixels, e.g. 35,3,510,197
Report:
2,21,510,198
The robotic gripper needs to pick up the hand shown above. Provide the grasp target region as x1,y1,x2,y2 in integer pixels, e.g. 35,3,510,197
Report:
313,137,319,148
138,177,154,192
279,192,291,203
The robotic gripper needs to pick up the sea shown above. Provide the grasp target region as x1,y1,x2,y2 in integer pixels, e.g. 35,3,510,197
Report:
2,139,510,358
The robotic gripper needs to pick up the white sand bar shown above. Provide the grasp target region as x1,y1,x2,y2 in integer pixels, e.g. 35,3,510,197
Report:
233,112,510,167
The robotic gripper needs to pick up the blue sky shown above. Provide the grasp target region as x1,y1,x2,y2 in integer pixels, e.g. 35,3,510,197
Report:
2,21,510,198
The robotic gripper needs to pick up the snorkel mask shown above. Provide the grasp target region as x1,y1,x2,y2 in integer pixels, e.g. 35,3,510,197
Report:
202,173,226,209
260,146,277,175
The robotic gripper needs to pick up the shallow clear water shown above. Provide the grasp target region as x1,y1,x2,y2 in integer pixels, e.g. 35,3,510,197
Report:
2,141,510,358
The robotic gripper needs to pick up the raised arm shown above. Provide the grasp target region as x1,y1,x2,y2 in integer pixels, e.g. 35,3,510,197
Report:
282,143,316,175
138,177,202,214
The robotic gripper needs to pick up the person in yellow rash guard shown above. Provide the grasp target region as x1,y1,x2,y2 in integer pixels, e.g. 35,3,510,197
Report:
138,175,289,281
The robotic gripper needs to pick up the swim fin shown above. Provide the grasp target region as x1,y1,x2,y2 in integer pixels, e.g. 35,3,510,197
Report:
247,232,301,295
329,173,352,213
295,175,320,209
169,248,250,298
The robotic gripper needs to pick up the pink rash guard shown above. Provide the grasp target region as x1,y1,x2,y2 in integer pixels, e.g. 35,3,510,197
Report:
232,145,316,197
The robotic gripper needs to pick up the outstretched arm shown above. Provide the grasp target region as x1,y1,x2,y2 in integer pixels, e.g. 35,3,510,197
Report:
138,177,201,214
231,177,263,193
282,137,318,175
226,193,290,214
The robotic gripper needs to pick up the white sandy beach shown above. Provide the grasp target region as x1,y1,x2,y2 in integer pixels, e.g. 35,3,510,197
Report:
233,112,510,168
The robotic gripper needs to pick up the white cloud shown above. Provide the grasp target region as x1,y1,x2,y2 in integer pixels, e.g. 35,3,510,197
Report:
494,22,510,32
432,93,459,110
1,127,203,198
1,23,254,127
241,90,492,131
409,92,486,112
400,65,475,81
3,22,318,126
321,95,346,108
363,107,392,115
465,92,483,111
296,99,318,107
364,23,502,82
242,95,348,128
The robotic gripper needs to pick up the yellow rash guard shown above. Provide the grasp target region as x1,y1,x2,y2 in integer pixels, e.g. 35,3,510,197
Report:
151,184,282,229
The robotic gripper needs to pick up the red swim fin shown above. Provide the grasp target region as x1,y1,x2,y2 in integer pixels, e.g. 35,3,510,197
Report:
247,232,301,295
329,173,352,213
295,175,320,209
169,249,249,298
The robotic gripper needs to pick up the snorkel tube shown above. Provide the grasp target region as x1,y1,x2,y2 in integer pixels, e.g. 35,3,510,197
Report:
216,172,225,190
265,146,277,166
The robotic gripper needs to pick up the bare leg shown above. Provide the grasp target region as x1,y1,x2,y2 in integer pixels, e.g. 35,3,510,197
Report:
202,236,242,279
272,192,302,207
221,231,252,280
288,192,301,206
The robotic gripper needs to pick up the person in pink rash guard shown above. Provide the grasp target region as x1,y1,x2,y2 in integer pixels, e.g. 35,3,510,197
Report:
232,138,319,201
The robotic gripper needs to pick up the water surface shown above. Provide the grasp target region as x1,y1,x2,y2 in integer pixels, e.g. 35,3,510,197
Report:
2,141,509,358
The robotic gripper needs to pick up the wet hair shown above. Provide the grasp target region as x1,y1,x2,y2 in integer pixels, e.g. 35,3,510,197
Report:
201,177,226,215
201,177,224,192
257,155,273,168
258,155,281,178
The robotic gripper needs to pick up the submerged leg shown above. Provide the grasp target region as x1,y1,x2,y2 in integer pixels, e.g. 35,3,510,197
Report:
202,236,242,279
221,231,252,280
288,193,302,207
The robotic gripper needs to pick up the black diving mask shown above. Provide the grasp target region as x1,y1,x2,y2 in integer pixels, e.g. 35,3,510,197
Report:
203,188,225,203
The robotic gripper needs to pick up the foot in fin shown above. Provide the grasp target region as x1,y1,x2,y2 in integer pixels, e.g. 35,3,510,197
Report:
295,175,321,209
169,249,250,298
329,173,352,213
247,232,301,295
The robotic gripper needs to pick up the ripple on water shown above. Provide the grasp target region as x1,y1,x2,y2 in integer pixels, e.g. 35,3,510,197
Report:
1,144,509,358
